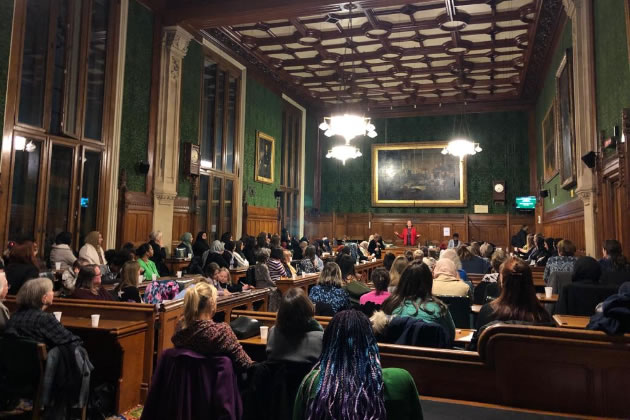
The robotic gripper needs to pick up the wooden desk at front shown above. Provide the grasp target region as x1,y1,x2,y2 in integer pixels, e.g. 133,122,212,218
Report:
61,316,148,414
275,273,319,296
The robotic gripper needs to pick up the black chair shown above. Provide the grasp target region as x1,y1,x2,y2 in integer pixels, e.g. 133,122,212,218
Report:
556,282,619,316
439,296,472,329
315,301,335,316
0,336,47,420
242,361,314,420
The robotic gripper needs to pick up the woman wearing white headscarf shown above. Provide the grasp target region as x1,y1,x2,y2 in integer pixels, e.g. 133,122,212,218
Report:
203,240,229,269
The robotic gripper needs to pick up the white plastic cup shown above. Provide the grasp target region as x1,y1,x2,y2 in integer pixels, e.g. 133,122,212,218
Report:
302,272,305,278
53,312,62,322
91,314,100,327
260,326,269,342
152,273,157,281
544,287,553,298
176,271,182,278
188,253,192,260
55,262,61,270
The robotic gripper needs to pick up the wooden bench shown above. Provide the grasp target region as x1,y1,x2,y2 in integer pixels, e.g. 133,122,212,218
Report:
275,273,319,296
381,324,630,418
468,271,544,287
354,259,384,281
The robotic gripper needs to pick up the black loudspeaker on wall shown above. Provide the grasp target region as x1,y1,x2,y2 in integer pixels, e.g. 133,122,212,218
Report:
136,161,151,174
539,189,549,198
581,151,597,169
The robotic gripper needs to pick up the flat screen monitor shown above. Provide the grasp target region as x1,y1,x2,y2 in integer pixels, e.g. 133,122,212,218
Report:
515,196,536,210
80,197,89,208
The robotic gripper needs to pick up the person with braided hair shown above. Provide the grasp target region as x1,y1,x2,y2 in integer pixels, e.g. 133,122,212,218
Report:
293,310,423,420
475,257,551,330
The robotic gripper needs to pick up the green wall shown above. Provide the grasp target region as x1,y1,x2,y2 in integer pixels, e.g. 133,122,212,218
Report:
243,77,283,208
0,0,14,140
319,111,529,214
535,19,575,212
303,111,318,208
119,0,153,192
594,0,630,149
178,40,202,198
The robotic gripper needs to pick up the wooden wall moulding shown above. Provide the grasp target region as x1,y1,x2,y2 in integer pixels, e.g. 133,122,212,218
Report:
196,0,564,115
540,199,585,253
304,212,534,250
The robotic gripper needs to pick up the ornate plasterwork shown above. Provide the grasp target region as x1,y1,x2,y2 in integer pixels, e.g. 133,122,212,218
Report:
163,26,192,58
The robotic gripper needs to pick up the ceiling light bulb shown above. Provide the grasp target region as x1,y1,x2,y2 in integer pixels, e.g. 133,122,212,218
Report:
367,131,377,138
366,123,375,131
319,122,329,130
324,129,333,137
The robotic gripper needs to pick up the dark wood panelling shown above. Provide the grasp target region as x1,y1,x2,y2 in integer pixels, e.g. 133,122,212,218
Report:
243,205,279,236
541,199,585,253
305,212,534,249
117,191,153,247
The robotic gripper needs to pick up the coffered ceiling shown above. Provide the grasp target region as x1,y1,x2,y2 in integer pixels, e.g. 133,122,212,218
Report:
166,0,565,114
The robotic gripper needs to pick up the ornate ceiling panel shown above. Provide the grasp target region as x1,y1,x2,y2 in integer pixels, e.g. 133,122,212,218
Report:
201,0,561,112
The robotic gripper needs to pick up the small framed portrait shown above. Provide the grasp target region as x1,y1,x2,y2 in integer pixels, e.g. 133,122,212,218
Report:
255,131,275,184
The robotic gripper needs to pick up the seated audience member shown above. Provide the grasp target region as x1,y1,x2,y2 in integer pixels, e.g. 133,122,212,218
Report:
300,245,323,274
242,236,257,266
70,264,115,301
294,310,423,420
440,249,469,283
254,249,280,311
221,232,233,245
114,261,142,303
78,231,107,265
176,232,194,258
282,249,297,277
469,242,482,257
348,242,367,262
193,231,210,257
267,287,324,364
367,233,385,258
5,241,40,295
447,233,460,249
432,259,470,298
338,254,370,304
334,246,351,265
480,242,494,261
268,247,287,281
383,261,456,342
587,282,630,335
475,257,551,330
61,258,90,296
149,231,169,276
383,252,396,271
404,250,414,263
137,243,160,281
257,232,269,250
544,239,578,284
49,231,76,270
599,240,630,285
545,237,557,258
515,233,535,259
215,267,233,292
527,235,550,267
359,241,370,258
360,268,391,306
294,240,307,261
309,263,350,315
225,240,248,268
388,256,409,293
457,245,490,274
422,257,436,272
227,268,250,293
171,282,254,372
4,277,81,348
0,272,9,330
413,249,424,261
481,249,508,283
204,240,229,269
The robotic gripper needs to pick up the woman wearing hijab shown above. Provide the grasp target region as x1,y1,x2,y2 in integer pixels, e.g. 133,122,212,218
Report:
204,240,229,269
359,241,370,258
432,258,470,298
78,231,107,265
177,232,194,258
193,232,210,257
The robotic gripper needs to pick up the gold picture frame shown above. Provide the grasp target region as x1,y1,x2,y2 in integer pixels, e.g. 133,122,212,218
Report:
556,49,577,189
255,131,275,184
371,142,467,207
542,98,559,183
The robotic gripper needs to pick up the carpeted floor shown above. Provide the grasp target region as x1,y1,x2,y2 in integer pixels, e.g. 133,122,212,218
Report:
420,398,584,420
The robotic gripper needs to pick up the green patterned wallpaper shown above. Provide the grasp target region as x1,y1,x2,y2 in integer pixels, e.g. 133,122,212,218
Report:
303,111,318,208
119,0,153,192
319,111,529,214
594,0,630,149
177,40,202,198
0,0,14,140
243,77,283,208
534,19,574,212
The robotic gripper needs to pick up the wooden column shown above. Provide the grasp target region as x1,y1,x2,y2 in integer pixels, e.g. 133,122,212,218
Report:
152,26,193,253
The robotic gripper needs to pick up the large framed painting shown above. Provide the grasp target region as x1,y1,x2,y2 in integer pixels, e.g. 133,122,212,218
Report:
542,98,558,182
556,49,577,189
255,131,274,184
371,142,467,207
